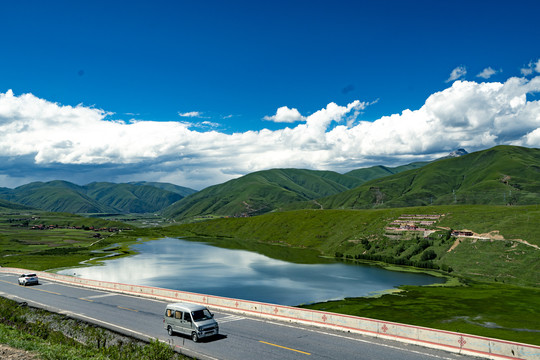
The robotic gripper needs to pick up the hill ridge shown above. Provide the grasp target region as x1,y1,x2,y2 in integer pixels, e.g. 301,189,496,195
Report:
0,181,197,214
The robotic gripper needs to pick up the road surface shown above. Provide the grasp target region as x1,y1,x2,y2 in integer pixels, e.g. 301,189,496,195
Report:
0,273,480,360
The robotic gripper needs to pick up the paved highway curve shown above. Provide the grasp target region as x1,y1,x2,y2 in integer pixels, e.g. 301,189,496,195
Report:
0,273,481,360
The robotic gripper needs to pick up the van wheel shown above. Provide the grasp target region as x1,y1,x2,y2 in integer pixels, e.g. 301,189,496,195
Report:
167,326,174,336
191,332,199,342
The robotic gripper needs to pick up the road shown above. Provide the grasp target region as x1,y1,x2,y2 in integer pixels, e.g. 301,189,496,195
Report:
0,273,480,360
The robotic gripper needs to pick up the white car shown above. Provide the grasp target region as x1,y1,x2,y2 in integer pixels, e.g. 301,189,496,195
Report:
18,273,39,286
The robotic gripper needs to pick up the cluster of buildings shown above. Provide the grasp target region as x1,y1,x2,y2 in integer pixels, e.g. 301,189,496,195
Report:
386,214,442,232
384,214,483,240
30,224,121,232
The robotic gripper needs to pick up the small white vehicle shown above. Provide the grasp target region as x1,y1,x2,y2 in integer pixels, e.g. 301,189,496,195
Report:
18,273,39,286
163,302,219,342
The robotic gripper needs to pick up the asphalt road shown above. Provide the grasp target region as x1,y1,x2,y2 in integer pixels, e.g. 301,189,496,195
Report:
0,273,481,360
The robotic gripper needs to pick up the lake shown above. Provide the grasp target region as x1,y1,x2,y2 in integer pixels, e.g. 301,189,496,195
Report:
59,237,444,306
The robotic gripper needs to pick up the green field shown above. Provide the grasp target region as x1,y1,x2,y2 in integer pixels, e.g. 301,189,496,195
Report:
0,211,133,270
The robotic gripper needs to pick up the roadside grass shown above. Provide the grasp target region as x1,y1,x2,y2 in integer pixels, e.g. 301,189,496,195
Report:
0,297,184,360
301,281,540,346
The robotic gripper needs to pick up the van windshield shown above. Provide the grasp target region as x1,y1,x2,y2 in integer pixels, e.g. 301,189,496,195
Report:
191,309,213,322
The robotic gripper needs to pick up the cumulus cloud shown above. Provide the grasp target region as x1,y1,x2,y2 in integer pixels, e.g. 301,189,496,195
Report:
1,76,540,189
476,67,499,79
446,66,467,82
263,106,306,123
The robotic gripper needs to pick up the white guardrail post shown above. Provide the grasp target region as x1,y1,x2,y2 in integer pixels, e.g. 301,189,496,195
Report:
1,267,539,360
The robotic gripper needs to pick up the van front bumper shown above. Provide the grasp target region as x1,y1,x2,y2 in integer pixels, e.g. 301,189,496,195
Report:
198,326,219,338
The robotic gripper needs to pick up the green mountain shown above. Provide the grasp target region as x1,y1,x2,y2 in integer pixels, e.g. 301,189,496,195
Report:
345,162,429,183
84,182,185,213
128,181,197,197
0,181,193,214
162,168,364,220
0,198,35,211
318,145,540,209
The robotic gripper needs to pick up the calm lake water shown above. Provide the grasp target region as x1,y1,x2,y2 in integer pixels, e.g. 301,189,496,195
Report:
59,237,443,306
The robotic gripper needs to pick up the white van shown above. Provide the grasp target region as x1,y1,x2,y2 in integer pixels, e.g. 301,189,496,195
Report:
163,302,219,342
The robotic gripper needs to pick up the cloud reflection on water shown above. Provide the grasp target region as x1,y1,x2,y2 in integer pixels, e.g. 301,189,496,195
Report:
60,238,442,305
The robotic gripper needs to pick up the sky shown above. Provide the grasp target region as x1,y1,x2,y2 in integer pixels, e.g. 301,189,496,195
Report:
1,0,540,190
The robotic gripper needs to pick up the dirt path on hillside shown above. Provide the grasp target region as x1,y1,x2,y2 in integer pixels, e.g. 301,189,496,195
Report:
0,345,38,360
447,229,540,252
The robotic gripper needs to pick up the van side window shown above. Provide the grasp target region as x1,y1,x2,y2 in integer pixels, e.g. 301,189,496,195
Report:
184,312,191,322
166,309,172,317
175,311,182,319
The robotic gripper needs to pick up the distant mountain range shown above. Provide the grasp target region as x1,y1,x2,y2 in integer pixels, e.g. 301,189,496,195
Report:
3,146,538,219
315,145,539,209
162,168,364,219
0,181,196,214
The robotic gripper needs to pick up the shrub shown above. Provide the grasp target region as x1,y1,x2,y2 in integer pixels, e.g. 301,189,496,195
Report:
420,249,437,261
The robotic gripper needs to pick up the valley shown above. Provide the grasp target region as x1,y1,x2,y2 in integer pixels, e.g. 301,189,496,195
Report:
0,145,539,346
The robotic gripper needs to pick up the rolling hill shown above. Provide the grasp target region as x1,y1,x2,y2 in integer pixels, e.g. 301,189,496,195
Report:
127,181,197,197
162,151,472,220
0,181,196,214
0,198,35,211
344,162,429,183
318,145,540,209
162,168,365,220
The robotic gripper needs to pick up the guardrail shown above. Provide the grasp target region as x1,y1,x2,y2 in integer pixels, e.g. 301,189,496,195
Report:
2,267,539,360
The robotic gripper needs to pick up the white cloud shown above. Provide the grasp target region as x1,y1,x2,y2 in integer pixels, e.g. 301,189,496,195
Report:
178,111,204,118
521,66,533,76
1,76,540,189
263,106,305,123
476,67,498,79
520,59,540,76
446,66,467,82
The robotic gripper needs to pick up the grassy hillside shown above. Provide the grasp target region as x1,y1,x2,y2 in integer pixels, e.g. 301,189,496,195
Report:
345,161,428,183
7,181,115,213
162,168,363,220
319,145,540,209
128,181,197,197
165,205,540,287
84,182,183,213
0,199,35,211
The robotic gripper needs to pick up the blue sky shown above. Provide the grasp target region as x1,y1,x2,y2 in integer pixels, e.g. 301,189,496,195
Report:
1,1,540,189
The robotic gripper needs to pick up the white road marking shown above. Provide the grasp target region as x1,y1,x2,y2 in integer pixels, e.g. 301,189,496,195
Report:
84,293,118,299
218,315,246,323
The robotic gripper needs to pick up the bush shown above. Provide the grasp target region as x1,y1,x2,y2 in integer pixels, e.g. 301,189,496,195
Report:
420,249,437,261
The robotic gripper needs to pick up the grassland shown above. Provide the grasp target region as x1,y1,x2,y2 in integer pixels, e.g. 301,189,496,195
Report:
0,210,134,270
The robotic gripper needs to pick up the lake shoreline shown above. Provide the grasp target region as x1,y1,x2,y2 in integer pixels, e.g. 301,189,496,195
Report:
57,237,446,306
